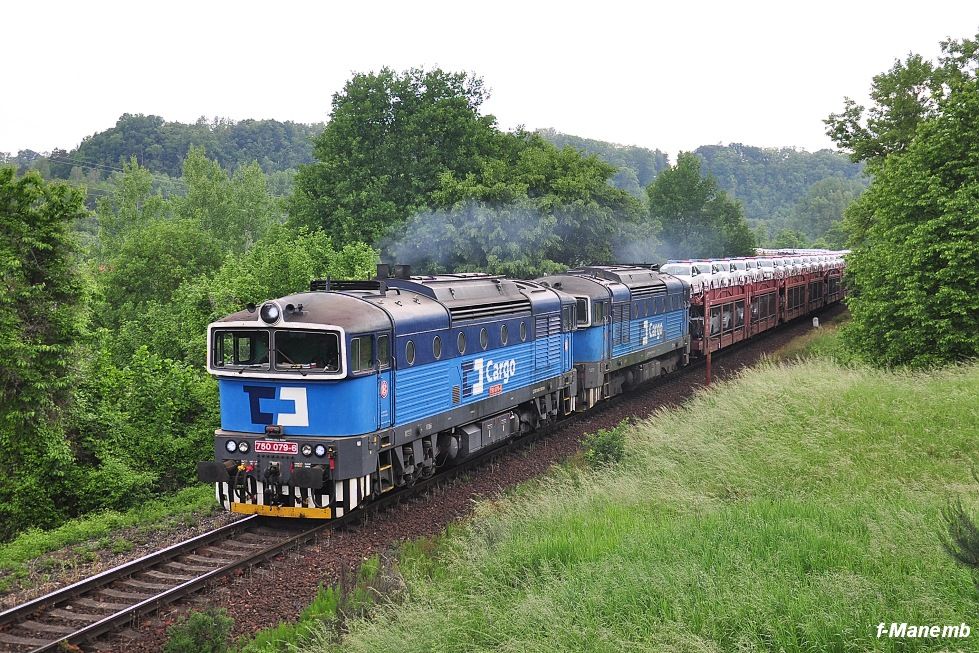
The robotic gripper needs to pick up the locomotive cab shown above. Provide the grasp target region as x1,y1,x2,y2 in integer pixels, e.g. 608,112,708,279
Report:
197,290,400,518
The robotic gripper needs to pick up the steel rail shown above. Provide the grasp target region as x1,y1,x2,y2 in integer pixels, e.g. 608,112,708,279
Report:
0,515,259,630
28,519,329,653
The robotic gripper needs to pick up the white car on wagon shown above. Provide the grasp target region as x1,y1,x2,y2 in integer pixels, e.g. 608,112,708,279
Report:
661,260,715,293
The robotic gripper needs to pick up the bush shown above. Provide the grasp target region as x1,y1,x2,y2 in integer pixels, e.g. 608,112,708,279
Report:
163,608,233,653
582,425,626,466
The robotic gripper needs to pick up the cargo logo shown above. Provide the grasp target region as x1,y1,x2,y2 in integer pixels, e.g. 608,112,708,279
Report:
641,320,665,345
462,358,518,398
243,386,309,427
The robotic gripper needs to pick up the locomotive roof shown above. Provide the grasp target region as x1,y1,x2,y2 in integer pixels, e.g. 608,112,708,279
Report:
571,265,667,290
537,266,689,300
534,273,619,300
213,291,394,334
384,274,537,323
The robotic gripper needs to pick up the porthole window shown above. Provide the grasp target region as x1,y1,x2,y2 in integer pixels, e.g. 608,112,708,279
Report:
406,340,415,366
433,335,442,360
520,321,527,342
480,328,489,350
457,332,467,354
501,324,509,345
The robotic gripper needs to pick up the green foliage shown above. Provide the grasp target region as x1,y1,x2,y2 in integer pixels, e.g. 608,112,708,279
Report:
771,321,855,366
318,360,979,652
825,53,939,166
164,608,233,653
770,227,806,249
831,33,979,366
0,485,213,592
537,128,669,198
94,156,170,255
99,218,223,320
60,113,322,178
239,585,342,653
109,225,377,367
0,168,87,537
175,146,280,253
646,152,756,258
70,344,218,505
786,176,866,246
694,143,864,226
582,425,626,466
392,135,648,275
239,555,396,652
290,67,509,246
941,497,979,576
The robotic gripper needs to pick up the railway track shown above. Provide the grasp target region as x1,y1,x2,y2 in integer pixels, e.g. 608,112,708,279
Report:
0,515,332,652
0,306,842,652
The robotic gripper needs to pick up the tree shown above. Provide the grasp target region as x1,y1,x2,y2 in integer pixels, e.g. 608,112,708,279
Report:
290,68,507,246
94,157,168,256
694,143,864,226
389,134,648,275
67,113,322,178
537,128,670,198
99,218,223,321
109,225,378,367
175,147,278,252
771,228,806,249
825,54,939,166
0,169,88,535
787,177,866,247
646,153,755,259
826,32,979,366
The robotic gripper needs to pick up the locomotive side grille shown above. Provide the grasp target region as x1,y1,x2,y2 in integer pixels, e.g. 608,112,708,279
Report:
452,386,461,404
448,298,532,322
630,285,667,300
535,314,561,337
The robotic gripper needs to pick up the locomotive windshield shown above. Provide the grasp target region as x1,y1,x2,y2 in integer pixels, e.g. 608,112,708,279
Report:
213,329,270,369
274,330,341,372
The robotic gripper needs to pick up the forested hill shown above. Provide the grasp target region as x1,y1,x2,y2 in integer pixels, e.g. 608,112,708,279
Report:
42,114,324,178
537,128,670,197
535,131,866,244
695,143,866,221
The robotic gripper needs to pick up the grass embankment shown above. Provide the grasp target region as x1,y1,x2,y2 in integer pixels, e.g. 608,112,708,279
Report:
300,356,979,652
0,485,216,593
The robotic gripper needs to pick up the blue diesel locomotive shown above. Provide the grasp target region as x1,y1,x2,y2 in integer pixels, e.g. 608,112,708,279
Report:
197,264,691,519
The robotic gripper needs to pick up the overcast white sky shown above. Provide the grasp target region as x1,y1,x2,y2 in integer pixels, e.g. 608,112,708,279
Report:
3,1,977,160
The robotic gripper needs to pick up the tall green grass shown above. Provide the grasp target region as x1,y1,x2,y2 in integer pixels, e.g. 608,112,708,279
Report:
309,360,979,652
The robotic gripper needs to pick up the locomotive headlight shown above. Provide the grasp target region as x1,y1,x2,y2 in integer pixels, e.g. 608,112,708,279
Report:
238,441,249,454
225,440,238,453
260,303,280,324
301,444,313,456
314,444,327,458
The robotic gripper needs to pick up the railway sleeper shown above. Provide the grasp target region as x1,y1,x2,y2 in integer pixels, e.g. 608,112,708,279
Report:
0,632,50,647
18,619,77,634
48,607,103,622
73,597,131,611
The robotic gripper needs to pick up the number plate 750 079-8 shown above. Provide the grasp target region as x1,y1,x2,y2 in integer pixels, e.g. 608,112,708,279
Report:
254,440,298,455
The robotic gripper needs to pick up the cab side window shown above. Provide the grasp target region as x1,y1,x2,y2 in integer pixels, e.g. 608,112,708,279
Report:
351,336,375,373
377,334,390,369
575,298,590,327
593,301,607,323
562,305,576,331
